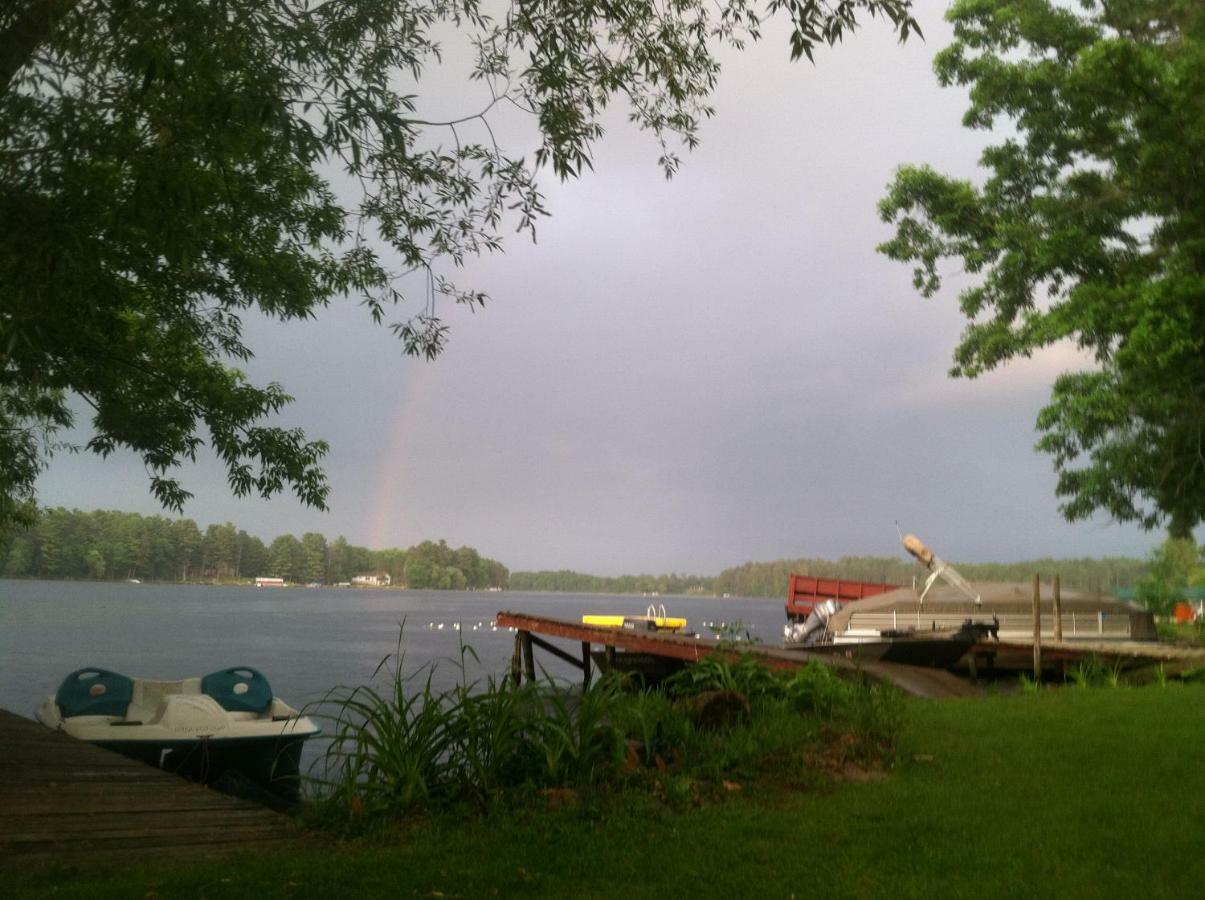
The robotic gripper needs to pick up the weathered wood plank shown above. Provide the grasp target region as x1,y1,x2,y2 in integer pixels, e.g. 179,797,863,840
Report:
1,809,278,830
0,708,299,865
0,791,262,814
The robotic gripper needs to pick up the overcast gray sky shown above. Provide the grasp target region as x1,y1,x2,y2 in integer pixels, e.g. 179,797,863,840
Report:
36,8,1165,574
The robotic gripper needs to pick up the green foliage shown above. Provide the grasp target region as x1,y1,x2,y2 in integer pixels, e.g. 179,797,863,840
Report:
526,678,627,788
784,660,855,718
707,619,760,645
1158,620,1205,648
664,654,774,700
1066,655,1125,689
513,553,1148,599
507,569,715,595
1137,537,1202,615
664,655,904,761
614,690,693,767
309,631,904,832
308,640,629,828
403,540,505,591
878,0,1205,535
0,0,919,525
0,506,506,586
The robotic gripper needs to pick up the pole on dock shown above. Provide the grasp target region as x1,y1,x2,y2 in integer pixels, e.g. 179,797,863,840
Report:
510,633,523,686
521,631,536,683
1032,574,1042,681
581,642,592,689
1053,575,1063,643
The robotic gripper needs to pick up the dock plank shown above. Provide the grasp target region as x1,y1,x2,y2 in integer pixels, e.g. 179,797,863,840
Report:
0,708,301,866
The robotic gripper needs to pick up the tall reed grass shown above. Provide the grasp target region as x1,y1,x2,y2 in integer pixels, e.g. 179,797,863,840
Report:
305,631,905,832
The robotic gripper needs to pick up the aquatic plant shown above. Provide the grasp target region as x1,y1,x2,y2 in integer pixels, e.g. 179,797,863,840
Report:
707,619,759,645
664,653,780,703
306,627,907,832
1067,655,1127,689
783,661,853,719
527,676,627,786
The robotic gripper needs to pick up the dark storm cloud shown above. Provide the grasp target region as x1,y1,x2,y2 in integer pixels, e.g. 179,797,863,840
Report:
36,14,1162,573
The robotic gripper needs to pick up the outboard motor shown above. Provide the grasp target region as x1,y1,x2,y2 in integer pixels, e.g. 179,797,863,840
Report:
783,599,842,645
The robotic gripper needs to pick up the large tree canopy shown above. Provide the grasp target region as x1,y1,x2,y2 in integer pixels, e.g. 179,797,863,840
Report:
878,0,1204,537
0,0,918,526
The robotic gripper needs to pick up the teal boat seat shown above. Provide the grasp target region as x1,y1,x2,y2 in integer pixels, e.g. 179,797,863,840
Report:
56,668,134,718
201,667,273,714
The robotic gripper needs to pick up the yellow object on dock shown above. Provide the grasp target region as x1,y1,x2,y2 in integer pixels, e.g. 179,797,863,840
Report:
582,614,688,632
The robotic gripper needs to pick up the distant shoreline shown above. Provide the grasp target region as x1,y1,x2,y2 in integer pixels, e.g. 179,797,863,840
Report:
0,576,738,599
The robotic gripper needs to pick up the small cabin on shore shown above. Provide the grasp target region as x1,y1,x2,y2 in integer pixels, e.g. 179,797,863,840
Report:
351,573,391,587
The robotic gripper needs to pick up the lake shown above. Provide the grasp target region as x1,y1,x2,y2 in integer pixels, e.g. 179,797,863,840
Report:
0,580,786,769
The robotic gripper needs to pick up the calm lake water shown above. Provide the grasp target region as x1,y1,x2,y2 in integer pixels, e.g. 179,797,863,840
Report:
0,581,785,736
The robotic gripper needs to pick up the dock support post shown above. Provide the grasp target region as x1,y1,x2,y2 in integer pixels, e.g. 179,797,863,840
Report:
1053,574,1065,679
1032,574,1042,681
1053,575,1063,643
605,644,616,671
521,630,536,683
510,634,523,686
581,642,592,690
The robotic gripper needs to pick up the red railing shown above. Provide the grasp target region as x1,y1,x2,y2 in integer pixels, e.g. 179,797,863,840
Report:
786,574,899,620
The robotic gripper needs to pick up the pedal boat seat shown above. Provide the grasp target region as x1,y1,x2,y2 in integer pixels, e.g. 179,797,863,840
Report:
55,668,135,718
201,666,274,714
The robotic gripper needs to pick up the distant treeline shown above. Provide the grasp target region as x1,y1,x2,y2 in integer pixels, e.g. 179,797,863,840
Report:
507,570,715,596
2,508,1151,599
513,554,1148,599
0,508,508,590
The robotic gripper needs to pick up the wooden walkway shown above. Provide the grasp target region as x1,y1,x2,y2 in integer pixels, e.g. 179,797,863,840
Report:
975,637,1205,676
0,709,299,865
496,611,982,699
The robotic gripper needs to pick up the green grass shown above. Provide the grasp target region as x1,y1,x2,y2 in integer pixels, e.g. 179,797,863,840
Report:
13,686,1204,898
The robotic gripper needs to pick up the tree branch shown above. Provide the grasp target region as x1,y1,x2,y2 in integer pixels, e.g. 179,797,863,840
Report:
0,0,81,92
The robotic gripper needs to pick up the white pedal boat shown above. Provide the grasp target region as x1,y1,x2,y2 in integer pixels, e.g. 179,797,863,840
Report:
37,666,321,793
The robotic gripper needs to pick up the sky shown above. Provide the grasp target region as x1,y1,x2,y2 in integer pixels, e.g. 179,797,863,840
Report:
35,8,1166,574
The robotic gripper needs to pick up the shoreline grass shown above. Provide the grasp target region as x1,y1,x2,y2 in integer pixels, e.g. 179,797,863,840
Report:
11,685,1204,899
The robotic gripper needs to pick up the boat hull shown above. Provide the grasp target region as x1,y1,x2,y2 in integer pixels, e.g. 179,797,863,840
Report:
786,637,974,670
90,733,311,796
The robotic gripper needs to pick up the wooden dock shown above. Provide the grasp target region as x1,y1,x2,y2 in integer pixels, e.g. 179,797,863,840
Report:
0,709,299,865
974,637,1205,676
495,611,982,699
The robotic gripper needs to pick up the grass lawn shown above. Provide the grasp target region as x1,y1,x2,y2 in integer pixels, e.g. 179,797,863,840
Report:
13,686,1204,898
